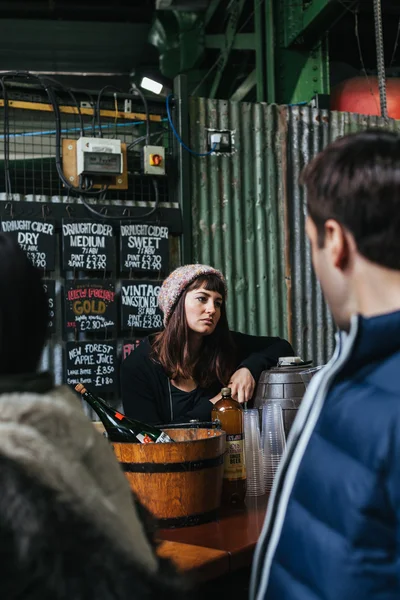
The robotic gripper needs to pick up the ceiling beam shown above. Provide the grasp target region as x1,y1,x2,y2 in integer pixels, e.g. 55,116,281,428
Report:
231,70,256,101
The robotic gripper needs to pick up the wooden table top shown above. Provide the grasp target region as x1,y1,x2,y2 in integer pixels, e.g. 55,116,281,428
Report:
157,494,269,578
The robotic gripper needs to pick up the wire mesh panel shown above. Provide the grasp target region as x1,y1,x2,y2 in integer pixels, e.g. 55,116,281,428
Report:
0,82,179,414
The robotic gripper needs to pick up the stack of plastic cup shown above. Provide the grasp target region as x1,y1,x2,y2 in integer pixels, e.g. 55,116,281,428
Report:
261,404,286,492
243,409,265,497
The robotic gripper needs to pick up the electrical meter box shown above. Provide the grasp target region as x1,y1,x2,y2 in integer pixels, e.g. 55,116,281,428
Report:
76,137,123,176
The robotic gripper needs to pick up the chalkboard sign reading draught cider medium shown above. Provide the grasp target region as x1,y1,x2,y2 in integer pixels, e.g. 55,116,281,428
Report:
1,218,56,270
62,219,115,271
120,280,163,330
65,341,117,392
64,280,117,332
120,223,169,273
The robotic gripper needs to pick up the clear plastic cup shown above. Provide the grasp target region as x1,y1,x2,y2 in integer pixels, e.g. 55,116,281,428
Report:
244,409,265,497
261,404,286,492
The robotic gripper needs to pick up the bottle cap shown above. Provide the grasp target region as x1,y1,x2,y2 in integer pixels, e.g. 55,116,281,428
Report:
221,387,231,397
74,383,86,394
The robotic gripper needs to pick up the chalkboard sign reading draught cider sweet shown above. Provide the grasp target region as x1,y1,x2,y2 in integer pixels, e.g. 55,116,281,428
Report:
62,219,116,271
120,223,169,273
1,218,56,270
64,280,117,333
65,341,117,392
120,280,163,331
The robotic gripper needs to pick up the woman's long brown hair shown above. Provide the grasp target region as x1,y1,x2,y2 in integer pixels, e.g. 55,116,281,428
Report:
151,274,236,388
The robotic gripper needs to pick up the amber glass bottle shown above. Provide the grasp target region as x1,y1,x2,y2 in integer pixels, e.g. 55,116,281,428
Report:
211,387,246,506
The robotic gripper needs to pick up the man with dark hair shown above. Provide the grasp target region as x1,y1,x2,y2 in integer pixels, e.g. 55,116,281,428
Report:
250,130,400,600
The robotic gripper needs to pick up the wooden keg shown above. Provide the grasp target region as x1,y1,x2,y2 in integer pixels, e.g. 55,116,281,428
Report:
112,427,225,529
253,365,317,437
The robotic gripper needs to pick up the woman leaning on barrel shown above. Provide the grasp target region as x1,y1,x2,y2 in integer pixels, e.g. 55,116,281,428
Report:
121,264,294,426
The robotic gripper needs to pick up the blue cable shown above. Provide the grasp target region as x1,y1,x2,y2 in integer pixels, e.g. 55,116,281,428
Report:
166,94,215,157
0,118,168,139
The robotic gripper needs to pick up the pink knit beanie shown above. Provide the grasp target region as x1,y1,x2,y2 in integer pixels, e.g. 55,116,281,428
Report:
158,264,227,325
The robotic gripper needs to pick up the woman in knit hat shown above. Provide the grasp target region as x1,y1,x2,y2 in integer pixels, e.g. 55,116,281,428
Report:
121,264,294,425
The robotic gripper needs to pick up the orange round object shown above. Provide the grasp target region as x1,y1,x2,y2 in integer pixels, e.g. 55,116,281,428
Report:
330,76,400,119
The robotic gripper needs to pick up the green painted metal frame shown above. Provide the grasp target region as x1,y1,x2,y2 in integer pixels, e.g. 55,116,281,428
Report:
231,70,257,101
208,0,248,99
172,74,192,263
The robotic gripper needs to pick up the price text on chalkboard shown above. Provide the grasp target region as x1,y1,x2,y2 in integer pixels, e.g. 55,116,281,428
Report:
120,280,163,330
43,279,56,334
62,219,115,271
65,341,117,392
120,223,169,273
64,280,116,332
1,219,56,270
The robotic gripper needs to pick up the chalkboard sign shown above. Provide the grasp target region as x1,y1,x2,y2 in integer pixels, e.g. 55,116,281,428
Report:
62,219,115,271
120,280,163,330
64,279,117,333
65,341,117,392
122,338,143,360
120,223,169,273
1,218,56,270
43,279,56,334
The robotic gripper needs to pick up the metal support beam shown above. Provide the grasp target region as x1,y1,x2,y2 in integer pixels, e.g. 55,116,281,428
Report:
265,0,276,103
231,70,257,101
205,33,255,50
209,0,247,99
283,0,358,48
172,74,192,263
205,0,221,26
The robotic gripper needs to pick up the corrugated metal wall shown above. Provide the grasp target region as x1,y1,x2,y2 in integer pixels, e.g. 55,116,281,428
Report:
189,99,290,339
189,97,400,364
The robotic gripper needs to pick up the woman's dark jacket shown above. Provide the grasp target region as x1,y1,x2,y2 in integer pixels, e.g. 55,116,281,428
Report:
121,332,294,425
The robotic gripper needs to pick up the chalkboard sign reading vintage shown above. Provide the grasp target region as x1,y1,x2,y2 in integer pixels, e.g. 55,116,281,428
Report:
62,219,115,271
43,279,56,334
120,280,163,330
120,223,169,273
65,341,117,392
1,218,56,270
64,280,117,332
122,338,143,360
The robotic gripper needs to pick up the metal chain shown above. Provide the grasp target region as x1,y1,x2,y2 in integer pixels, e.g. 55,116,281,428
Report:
373,0,388,119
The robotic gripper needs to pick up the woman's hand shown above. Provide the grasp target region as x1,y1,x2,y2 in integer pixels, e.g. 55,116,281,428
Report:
228,367,255,404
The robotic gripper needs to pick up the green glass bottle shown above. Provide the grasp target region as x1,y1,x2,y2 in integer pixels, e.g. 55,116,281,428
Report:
74,383,174,444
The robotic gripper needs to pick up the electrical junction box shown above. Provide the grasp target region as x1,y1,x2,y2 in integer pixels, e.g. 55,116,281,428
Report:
76,137,123,177
207,130,233,153
142,145,166,176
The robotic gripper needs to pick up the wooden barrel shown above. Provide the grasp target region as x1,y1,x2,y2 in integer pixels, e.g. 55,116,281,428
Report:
112,428,226,529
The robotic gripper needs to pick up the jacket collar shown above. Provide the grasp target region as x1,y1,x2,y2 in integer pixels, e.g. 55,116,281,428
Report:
338,310,400,376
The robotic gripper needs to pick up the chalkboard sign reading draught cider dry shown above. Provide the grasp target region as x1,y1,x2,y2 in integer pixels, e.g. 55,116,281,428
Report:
120,280,163,331
65,341,117,392
64,280,117,332
62,219,116,271
120,223,169,273
1,218,56,270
